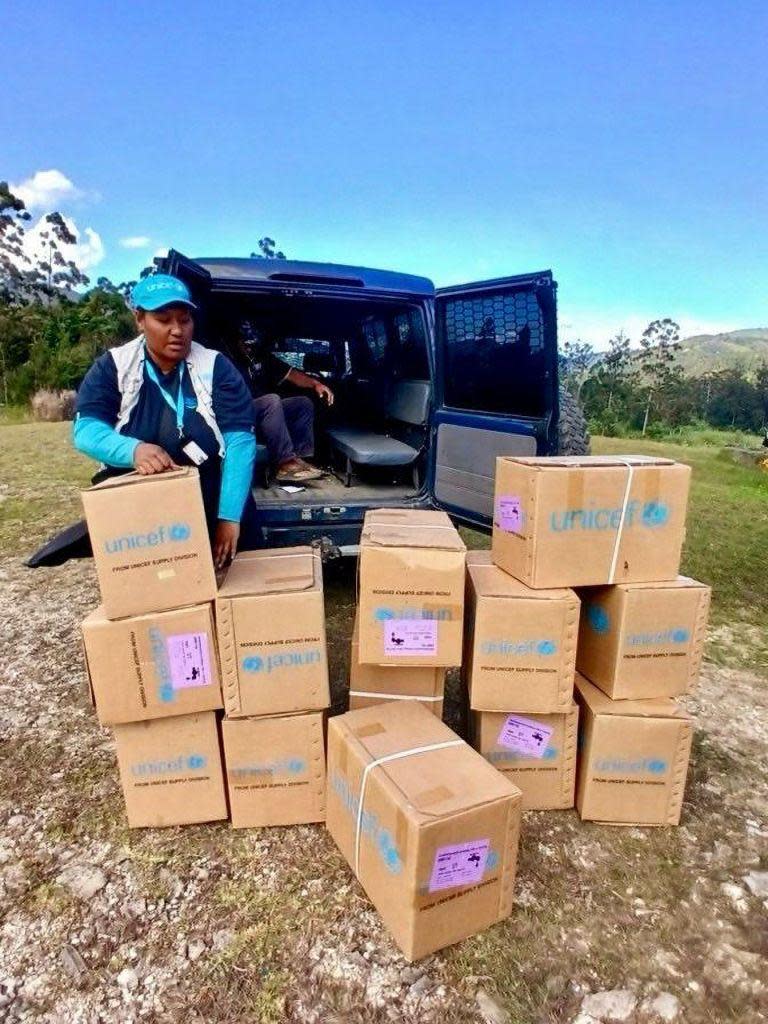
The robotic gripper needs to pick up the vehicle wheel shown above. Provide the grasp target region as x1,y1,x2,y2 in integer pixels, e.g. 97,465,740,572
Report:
557,388,591,455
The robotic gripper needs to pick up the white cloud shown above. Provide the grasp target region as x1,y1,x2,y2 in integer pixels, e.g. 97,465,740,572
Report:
558,309,738,350
153,246,169,259
120,235,151,249
22,214,105,276
10,169,83,211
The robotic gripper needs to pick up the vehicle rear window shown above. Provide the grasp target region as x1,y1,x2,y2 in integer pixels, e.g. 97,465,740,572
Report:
441,289,549,417
394,310,429,379
362,318,388,364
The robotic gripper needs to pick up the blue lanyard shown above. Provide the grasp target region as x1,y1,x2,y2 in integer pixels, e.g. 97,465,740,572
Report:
144,350,186,436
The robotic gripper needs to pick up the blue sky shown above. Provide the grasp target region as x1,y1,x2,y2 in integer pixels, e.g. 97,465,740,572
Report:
4,0,767,344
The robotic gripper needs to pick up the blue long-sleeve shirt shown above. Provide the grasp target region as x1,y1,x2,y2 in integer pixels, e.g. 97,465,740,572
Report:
74,348,256,523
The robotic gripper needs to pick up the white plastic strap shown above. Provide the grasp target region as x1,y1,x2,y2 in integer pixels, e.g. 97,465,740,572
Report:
608,458,635,584
349,690,443,702
354,739,463,875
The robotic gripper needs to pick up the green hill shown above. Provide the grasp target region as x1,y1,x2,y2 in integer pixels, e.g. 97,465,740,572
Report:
676,328,768,375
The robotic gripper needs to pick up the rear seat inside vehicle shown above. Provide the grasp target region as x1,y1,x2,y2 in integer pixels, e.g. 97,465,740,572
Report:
326,379,430,487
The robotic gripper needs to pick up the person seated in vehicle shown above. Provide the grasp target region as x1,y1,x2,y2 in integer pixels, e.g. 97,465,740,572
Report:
235,325,334,484
72,274,257,568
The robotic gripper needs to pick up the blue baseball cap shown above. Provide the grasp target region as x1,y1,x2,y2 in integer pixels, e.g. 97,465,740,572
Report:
131,274,196,311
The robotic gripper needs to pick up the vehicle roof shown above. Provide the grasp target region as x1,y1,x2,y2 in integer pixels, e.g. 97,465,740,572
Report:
190,257,436,297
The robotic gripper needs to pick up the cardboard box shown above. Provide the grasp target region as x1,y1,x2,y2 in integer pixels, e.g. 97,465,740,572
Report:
222,712,326,828
348,691,445,717
82,603,223,725
491,456,691,588
358,509,466,667
326,701,522,961
216,547,330,718
113,711,227,828
465,550,578,713
350,612,445,716
82,468,216,619
575,674,692,826
471,704,578,810
577,577,711,700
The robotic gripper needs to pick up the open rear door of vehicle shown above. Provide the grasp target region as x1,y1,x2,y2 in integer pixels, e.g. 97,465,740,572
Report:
429,270,558,530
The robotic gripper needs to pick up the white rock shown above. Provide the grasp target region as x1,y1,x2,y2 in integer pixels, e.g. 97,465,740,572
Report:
743,871,768,898
56,864,107,900
186,938,206,962
211,929,234,952
720,882,749,912
581,989,636,1022
476,987,510,1024
640,992,681,1021
117,967,138,994
409,975,432,997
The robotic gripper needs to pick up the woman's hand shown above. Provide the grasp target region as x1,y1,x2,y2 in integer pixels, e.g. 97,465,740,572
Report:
133,443,178,475
213,520,240,569
313,380,334,406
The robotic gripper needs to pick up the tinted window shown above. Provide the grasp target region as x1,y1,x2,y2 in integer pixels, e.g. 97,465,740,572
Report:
442,289,548,416
394,309,429,379
362,318,388,364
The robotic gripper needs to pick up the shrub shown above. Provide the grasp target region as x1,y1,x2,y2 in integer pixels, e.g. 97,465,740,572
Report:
30,389,76,422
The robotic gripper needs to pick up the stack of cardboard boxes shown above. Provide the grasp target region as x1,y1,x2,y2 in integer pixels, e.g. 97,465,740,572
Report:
80,469,330,831
324,508,525,960
465,550,580,811
81,469,227,828
76,453,711,962
473,454,710,827
349,509,466,713
215,546,329,828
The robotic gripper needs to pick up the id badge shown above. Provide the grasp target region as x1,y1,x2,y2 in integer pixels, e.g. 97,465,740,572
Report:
181,439,208,466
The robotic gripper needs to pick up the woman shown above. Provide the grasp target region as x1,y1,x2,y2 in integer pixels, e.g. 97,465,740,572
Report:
73,273,257,568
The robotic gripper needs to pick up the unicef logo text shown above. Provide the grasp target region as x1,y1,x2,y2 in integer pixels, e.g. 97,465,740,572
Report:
481,639,557,656
131,752,207,776
594,756,667,775
627,628,690,647
549,501,671,533
104,522,192,554
241,649,321,674
489,745,558,763
330,772,403,874
230,756,306,778
374,607,452,621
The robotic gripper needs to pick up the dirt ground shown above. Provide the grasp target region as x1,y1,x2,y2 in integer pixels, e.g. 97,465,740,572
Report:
0,426,767,1023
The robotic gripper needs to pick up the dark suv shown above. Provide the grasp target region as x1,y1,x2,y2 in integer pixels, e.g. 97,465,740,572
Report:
156,250,588,554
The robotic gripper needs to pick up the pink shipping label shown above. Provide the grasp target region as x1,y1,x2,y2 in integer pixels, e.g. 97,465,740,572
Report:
167,633,212,689
429,839,490,892
497,715,553,758
383,619,438,656
496,496,523,533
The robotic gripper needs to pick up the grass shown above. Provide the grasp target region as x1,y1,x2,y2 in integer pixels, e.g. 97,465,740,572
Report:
0,421,92,556
2,420,768,1022
593,436,768,674
1,423,767,670
0,403,32,425
591,423,764,449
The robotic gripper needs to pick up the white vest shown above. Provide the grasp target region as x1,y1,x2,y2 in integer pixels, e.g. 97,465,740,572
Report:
110,335,225,455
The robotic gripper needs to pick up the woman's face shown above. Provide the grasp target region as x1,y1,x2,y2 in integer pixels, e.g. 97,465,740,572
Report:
136,304,194,368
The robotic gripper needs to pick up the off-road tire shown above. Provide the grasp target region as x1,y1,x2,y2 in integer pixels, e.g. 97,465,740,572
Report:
557,388,591,455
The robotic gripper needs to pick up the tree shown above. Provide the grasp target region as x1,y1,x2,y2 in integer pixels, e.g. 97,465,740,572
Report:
637,319,681,434
558,339,595,399
250,237,286,260
1,181,34,301
0,182,90,302
601,331,633,410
